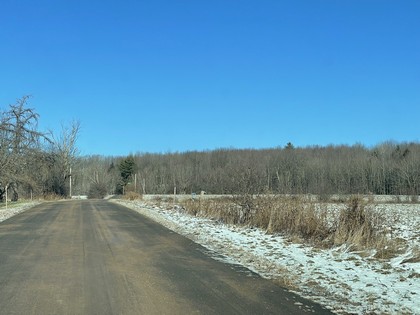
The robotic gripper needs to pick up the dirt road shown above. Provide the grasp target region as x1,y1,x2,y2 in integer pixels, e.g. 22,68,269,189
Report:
0,200,333,314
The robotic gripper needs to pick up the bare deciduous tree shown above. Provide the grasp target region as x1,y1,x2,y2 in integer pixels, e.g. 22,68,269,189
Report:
0,96,49,201
43,120,81,197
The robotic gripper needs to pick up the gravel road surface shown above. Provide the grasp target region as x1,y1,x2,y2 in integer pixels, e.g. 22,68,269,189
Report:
0,200,333,314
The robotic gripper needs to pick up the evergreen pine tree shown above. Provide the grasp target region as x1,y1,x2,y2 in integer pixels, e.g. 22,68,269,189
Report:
119,156,136,187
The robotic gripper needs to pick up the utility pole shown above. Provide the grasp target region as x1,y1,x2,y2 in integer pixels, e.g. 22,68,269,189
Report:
69,167,72,198
173,186,176,208
5,184,8,209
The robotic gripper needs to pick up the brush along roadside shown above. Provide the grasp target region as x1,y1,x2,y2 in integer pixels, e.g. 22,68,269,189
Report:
180,195,411,257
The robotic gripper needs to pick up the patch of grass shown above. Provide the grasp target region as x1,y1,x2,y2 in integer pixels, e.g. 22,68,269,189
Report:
43,193,63,201
374,237,407,260
272,270,299,290
401,245,420,264
333,196,382,249
123,191,143,201
264,196,331,242
182,197,245,224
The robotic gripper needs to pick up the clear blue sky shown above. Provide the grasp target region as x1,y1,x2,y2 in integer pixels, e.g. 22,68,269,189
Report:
1,0,419,156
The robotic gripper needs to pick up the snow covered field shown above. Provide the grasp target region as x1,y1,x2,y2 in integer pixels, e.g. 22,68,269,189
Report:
115,199,420,315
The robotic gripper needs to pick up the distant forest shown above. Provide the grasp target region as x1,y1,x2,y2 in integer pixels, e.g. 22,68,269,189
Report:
2,97,418,201
74,142,420,198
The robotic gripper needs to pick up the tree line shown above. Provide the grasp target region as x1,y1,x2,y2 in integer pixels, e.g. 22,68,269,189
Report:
2,97,419,201
73,142,420,199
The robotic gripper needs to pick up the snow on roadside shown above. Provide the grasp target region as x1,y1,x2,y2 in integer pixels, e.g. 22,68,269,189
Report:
114,199,420,315
0,202,41,223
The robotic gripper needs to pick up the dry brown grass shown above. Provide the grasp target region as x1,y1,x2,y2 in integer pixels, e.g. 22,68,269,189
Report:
180,194,389,251
334,196,389,250
181,195,331,241
43,193,64,201
333,196,377,248
123,191,143,201
263,196,331,242
405,245,420,263
181,197,245,224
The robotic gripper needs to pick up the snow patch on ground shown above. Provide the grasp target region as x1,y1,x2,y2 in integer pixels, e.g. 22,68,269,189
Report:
0,202,41,223
114,199,420,315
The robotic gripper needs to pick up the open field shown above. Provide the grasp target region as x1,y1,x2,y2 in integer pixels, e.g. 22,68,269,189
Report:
115,196,420,315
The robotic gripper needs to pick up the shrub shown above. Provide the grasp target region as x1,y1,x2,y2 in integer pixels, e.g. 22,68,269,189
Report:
88,182,108,199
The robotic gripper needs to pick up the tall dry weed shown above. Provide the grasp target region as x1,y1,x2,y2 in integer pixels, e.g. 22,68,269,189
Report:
181,197,244,224
333,195,383,249
265,196,331,241
180,194,388,251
